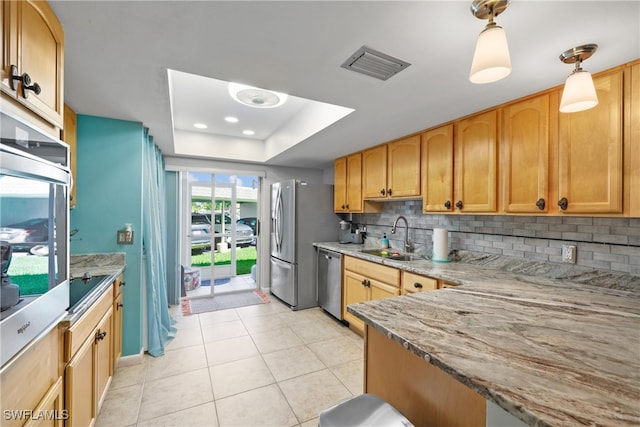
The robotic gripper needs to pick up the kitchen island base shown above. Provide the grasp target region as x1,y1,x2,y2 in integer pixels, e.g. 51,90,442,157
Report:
365,325,486,427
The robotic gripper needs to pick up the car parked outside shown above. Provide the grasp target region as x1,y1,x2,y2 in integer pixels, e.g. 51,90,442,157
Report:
237,217,257,235
0,218,49,252
191,212,254,254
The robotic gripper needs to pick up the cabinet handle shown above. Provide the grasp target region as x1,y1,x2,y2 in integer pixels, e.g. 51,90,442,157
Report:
95,330,107,343
444,200,451,209
387,188,392,196
345,204,349,209
413,282,423,289
120,281,126,287
455,200,463,210
341,204,346,209
536,198,546,211
21,76,41,99
380,188,386,196
117,303,124,310
366,280,371,287
361,279,367,287
558,197,568,211
9,68,41,99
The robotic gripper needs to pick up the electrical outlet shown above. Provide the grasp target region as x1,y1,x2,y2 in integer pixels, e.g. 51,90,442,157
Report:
562,244,576,263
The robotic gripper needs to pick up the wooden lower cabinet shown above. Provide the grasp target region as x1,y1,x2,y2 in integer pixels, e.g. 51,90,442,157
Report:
64,277,121,427
0,324,65,427
365,326,486,427
402,271,439,294
343,256,400,335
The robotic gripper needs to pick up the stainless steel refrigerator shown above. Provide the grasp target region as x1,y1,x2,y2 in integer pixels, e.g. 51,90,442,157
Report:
270,180,339,310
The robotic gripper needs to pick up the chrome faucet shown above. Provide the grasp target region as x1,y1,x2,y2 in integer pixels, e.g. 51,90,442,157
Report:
391,215,413,252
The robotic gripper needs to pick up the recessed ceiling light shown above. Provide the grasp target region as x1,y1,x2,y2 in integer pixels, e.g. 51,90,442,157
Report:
193,123,208,129
242,129,255,136
224,116,239,123
228,82,288,108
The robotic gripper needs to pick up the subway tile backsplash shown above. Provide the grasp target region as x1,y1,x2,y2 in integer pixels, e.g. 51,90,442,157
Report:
351,201,640,275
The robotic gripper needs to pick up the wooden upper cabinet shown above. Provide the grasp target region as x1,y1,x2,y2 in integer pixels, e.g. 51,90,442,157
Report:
334,153,363,212
501,94,551,213
363,136,421,199
62,104,77,209
421,124,454,212
362,145,388,199
1,0,64,129
388,135,421,197
557,69,623,214
629,62,640,217
454,110,498,212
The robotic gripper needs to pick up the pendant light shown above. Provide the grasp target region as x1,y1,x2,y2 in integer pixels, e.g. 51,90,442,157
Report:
469,0,511,84
559,44,599,113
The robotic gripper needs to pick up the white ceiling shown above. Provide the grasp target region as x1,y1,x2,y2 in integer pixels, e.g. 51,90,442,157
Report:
50,1,640,170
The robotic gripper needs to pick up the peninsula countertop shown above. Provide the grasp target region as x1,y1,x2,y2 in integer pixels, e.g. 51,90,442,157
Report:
314,242,640,426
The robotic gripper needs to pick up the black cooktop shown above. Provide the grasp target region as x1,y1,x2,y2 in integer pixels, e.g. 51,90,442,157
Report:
68,275,109,312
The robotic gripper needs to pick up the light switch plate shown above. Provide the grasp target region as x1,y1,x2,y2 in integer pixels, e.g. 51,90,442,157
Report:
562,244,576,263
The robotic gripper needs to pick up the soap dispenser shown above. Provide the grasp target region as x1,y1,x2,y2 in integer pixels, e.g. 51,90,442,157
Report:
380,233,389,249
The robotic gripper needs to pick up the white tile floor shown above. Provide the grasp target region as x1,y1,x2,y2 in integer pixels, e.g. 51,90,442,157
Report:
96,294,364,427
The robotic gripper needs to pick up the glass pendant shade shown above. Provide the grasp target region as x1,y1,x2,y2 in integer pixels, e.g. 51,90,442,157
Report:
559,70,598,113
469,24,511,84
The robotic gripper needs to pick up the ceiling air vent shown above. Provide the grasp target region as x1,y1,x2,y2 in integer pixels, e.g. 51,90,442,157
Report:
341,46,411,81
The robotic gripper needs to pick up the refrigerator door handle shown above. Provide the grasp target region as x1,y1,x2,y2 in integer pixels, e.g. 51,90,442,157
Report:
276,186,284,252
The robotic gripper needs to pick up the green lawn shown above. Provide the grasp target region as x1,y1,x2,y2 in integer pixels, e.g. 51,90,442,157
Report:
191,246,256,275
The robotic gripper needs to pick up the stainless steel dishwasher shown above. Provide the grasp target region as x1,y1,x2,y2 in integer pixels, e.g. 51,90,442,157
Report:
317,248,342,320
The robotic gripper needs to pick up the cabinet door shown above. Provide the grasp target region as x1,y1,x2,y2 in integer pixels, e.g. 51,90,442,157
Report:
369,279,399,301
95,308,113,411
343,270,369,333
501,95,550,213
3,0,64,127
557,70,623,213
630,63,640,217
25,377,65,427
65,335,95,427
454,110,498,212
362,145,388,199
113,292,123,371
334,157,347,212
421,125,454,212
388,135,421,197
346,153,363,211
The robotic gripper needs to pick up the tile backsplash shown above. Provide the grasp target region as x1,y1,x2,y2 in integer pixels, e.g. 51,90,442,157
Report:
350,201,640,275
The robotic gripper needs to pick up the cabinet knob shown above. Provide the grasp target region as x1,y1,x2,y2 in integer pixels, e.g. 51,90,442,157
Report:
413,282,423,289
120,281,126,287
387,188,392,196
361,279,367,287
558,197,568,211
444,200,451,209
366,280,371,287
455,200,463,210
117,303,124,310
345,204,349,209
536,198,546,210
380,188,386,196
341,204,346,209
21,78,41,99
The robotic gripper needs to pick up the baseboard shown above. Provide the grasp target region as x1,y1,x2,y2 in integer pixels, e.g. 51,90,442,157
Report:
118,347,145,367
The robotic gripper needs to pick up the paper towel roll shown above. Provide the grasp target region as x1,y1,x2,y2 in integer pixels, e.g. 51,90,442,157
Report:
432,228,449,261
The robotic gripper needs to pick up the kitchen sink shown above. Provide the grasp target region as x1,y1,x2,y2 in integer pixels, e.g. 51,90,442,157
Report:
360,249,422,261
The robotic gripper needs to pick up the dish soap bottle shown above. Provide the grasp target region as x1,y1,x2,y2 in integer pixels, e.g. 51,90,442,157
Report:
380,233,389,249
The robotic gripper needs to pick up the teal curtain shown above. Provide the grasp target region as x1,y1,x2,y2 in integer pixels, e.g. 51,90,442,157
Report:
142,128,176,356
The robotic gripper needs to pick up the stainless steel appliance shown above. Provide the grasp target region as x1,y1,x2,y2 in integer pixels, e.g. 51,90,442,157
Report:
270,180,338,310
0,111,70,367
317,248,342,320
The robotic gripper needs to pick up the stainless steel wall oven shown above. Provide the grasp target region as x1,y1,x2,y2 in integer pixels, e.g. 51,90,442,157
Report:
0,112,70,367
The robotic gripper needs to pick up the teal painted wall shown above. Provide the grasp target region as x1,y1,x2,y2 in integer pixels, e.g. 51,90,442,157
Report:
70,115,144,357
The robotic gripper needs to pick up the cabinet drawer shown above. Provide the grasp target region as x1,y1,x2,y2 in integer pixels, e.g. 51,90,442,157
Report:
65,288,112,362
344,256,400,287
402,271,438,293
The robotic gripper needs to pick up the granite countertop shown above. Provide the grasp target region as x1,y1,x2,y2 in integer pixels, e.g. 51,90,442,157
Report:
314,242,640,426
